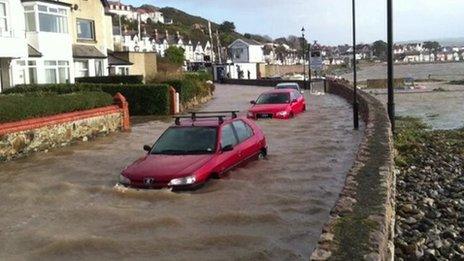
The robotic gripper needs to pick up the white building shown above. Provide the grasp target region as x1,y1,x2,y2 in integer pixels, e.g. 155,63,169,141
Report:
114,29,211,64
11,0,74,86
135,8,164,24
226,38,264,79
0,0,28,92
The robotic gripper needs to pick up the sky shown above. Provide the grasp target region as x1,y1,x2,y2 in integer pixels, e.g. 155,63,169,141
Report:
124,0,464,46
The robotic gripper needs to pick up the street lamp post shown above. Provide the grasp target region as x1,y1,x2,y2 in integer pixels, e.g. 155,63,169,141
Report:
308,41,312,91
302,27,307,90
387,0,395,131
352,0,359,130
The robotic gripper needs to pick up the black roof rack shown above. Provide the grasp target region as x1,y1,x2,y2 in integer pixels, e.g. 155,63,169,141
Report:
174,111,239,126
188,111,239,119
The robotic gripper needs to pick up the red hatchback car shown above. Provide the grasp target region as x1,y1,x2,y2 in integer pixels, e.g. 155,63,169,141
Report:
247,89,306,119
119,111,267,190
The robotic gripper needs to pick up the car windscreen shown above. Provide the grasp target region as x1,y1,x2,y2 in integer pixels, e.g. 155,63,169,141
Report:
151,127,217,155
256,93,290,104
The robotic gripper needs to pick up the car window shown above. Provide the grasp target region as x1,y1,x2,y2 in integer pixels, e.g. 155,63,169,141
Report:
151,127,217,155
232,120,254,142
221,124,238,148
256,93,290,104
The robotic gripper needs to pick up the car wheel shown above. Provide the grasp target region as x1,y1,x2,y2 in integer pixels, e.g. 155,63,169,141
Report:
289,112,294,118
303,105,307,112
258,149,267,160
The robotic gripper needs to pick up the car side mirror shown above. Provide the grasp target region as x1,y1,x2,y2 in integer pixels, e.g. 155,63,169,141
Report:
291,99,298,103
250,100,256,105
143,145,151,152
222,145,234,152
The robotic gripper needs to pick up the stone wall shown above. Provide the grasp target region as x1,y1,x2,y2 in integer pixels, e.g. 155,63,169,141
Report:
264,64,305,77
0,94,130,161
310,79,395,261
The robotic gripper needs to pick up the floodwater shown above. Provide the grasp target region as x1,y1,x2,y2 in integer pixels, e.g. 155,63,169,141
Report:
0,84,363,260
341,62,464,81
373,86,464,130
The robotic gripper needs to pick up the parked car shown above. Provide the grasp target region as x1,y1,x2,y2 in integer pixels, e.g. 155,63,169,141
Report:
275,82,304,93
119,111,267,190
247,89,306,119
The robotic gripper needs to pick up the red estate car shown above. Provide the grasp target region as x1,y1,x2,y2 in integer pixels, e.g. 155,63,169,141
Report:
247,89,306,119
119,111,267,190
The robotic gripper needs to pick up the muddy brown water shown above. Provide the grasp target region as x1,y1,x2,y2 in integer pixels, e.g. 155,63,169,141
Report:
0,84,364,260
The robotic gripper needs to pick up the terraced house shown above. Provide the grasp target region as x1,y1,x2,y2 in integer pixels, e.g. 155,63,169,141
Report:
0,0,28,92
0,0,113,91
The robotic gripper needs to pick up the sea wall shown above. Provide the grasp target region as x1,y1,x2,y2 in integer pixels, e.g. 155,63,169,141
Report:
0,93,130,161
310,79,395,260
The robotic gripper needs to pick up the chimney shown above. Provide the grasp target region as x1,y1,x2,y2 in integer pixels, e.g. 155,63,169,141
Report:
154,29,158,41
165,30,169,40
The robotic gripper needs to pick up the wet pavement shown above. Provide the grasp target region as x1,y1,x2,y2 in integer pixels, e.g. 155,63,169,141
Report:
0,84,364,260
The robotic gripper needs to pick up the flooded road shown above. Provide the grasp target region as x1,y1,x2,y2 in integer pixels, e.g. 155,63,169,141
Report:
0,84,364,260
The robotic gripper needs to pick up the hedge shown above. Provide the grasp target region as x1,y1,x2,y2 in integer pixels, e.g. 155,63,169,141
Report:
75,75,143,84
0,92,113,124
159,73,214,105
2,83,171,116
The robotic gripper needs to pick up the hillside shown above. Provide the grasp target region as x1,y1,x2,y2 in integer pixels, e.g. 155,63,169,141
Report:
122,5,270,47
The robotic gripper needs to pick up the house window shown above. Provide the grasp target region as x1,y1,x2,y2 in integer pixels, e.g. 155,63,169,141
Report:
38,5,67,33
15,60,37,84
117,67,129,75
74,60,89,77
45,60,69,83
24,5,36,32
95,60,104,76
0,2,7,33
76,19,95,40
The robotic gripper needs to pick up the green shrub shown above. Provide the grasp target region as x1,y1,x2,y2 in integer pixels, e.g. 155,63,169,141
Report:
75,75,143,84
0,92,113,124
3,83,171,115
164,78,212,104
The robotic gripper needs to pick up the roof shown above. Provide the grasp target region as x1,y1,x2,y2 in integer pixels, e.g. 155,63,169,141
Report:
21,0,72,7
228,38,263,48
108,54,133,66
72,45,107,59
241,38,263,45
28,45,42,57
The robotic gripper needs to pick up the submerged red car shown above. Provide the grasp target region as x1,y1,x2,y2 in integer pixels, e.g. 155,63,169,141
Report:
119,111,267,190
247,89,306,119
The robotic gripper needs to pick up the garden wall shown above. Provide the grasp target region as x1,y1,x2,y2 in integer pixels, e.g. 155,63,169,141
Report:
310,79,395,261
0,93,130,161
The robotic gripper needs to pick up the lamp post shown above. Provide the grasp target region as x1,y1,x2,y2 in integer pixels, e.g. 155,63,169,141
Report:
387,0,395,131
302,27,307,90
352,0,359,130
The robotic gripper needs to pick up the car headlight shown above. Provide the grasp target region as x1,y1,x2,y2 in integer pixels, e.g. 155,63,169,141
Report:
119,173,131,185
168,175,197,186
276,111,289,117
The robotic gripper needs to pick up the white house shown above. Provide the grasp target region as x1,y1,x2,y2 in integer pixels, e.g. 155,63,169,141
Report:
10,0,74,86
0,0,28,92
227,38,264,79
135,8,164,24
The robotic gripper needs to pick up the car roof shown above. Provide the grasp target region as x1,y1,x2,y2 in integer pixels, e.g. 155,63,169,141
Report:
263,89,294,94
276,82,299,86
173,116,245,127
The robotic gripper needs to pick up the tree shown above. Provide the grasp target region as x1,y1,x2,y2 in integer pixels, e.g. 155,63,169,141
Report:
372,40,388,60
275,45,288,63
423,41,441,53
164,46,185,65
219,21,236,33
